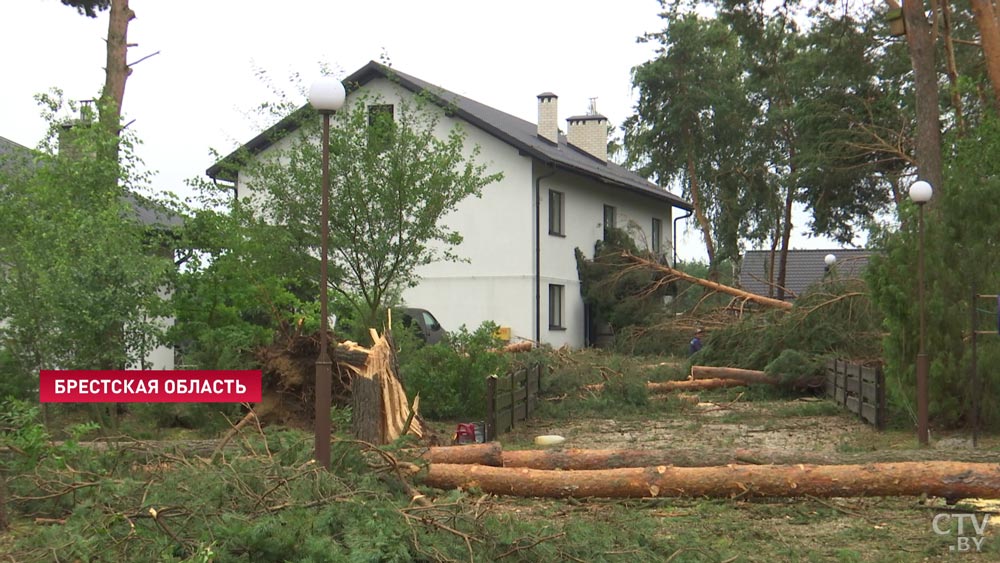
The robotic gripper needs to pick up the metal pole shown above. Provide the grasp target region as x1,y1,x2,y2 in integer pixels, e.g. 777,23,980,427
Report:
916,202,929,446
315,111,333,468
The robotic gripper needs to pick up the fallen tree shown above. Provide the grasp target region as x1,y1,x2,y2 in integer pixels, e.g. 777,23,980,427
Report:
421,444,1000,470
419,461,1000,500
689,366,779,386
621,252,793,311
583,379,748,394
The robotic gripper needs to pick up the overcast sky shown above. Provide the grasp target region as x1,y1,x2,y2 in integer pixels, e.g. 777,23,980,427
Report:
3,0,848,261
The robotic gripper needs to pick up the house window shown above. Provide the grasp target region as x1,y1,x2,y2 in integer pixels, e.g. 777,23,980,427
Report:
651,217,662,255
548,284,565,330
549,190,564,236
367,104,395,151
603,205,616,240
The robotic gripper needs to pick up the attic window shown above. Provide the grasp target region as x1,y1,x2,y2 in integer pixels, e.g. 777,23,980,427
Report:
367,104,395,151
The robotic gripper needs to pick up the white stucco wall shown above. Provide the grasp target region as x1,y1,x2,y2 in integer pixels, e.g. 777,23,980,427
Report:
536,165,673,348
236,77,678,350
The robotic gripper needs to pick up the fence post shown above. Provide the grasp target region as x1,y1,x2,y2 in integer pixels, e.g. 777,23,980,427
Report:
876,365,886,430
840,361,848,407
485,375,497,442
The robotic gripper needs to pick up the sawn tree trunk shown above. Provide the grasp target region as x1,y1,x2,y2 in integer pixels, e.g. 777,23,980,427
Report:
420,461,1000,500
421,445,1000,470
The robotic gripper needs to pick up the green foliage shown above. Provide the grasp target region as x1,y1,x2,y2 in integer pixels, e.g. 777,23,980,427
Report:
536,349,687,419
0,93,175,381
693,278,882,374
868,116,1000,430
764,349,824,386
59,0,110,18
626,3,909,267
576,227,671,333
131,402,243,435
399,322,510,420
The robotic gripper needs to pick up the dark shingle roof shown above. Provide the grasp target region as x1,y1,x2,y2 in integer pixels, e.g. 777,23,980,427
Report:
207,61,691,211
740,249,872,300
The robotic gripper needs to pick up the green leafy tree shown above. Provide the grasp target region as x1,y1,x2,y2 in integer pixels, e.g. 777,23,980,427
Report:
869,116,1000,429
229,88,501,332
625,10,764,271
0,93,174,378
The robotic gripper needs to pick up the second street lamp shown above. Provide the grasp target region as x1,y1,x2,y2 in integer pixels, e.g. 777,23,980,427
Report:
909,179,933,446
308,76,346,469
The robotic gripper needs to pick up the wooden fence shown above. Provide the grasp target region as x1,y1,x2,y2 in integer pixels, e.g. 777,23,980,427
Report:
825,359,886,429
485,364,542,441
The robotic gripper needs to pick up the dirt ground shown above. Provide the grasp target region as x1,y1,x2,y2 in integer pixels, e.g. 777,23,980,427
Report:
484,394,1000,562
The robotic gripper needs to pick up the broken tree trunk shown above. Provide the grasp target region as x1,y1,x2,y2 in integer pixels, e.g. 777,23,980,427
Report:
349,328,423,445
622,252,792,310
690,366,779,386
421,445,1000,470
420,461,1000,500
583,379,747,394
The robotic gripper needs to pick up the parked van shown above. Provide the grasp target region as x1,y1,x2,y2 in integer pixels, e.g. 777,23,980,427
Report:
397,307,446,344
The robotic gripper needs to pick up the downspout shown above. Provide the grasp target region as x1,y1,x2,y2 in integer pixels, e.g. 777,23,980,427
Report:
672,207,693,266
211,177,238,205
535,166,557,344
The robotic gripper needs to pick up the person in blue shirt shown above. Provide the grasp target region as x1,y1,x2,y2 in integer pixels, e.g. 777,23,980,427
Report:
689,328,705,355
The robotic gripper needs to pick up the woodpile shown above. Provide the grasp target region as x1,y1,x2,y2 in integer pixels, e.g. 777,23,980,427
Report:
413,443,1000,501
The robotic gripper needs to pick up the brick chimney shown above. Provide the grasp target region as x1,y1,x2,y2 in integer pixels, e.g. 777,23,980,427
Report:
537,92,559,144
566,98,608,162
58,100,97,160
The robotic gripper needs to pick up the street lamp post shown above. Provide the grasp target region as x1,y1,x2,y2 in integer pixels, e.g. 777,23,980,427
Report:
824,254,837,278
909,180,933,446
308,76,346,469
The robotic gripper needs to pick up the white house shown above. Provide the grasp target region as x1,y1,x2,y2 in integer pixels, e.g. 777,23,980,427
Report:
207,61,691,348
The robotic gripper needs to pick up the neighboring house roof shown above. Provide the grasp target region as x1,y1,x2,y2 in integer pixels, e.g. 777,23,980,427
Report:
0,135,32,156
207,61,692,211
740,249,872,300
0,134,183,230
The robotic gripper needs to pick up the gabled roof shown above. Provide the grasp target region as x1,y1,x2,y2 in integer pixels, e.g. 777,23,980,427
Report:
740,248,872,300
207,61,692,211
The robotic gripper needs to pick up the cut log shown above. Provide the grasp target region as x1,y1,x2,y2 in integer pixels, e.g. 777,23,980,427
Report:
422,442,504,466
419,445,1000,470
583,379,748,394
502,341,534,353
690,366,779,386
421,461,1000,500
622,252,792,310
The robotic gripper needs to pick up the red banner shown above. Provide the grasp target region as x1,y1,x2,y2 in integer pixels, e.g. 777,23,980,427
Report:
39,370,262,403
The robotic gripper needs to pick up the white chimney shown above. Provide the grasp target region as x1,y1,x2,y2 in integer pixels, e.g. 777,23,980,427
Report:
537,92,559,144
566,98,608,162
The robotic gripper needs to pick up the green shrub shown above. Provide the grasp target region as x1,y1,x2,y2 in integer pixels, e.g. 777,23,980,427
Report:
131,402,244,435
399,321,510,420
